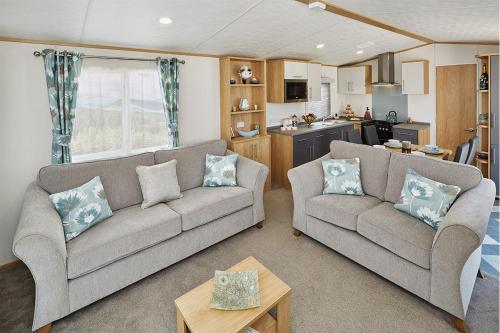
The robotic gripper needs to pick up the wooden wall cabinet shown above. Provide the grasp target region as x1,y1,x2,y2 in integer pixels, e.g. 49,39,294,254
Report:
402,60,429,95
220,56,271,190
266,59,322,103
337,65,372,94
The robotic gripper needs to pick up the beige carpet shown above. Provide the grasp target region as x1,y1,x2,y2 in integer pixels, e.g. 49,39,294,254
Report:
0,188,498,332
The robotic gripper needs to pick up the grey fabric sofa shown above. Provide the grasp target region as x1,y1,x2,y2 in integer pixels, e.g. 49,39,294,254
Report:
13,139,268,332
288,141,495,332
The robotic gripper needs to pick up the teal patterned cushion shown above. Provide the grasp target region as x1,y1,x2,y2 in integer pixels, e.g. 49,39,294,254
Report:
203,154,238,187
49,176,113,241
394,168,461,229
210,269,260,310
322,158,364,195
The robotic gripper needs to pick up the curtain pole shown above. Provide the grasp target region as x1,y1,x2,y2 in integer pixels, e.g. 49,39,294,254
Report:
33,50,186,64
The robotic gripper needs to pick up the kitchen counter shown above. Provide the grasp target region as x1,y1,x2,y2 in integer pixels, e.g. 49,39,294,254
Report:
268,120,364,137
393,122,430,130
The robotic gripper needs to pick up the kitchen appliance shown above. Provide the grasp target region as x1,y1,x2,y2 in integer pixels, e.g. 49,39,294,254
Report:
386,111,398,124
374,120,400,144
284,79,308,103
371,52,399,86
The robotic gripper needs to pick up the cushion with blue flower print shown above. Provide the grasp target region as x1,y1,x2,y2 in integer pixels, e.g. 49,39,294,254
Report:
394,168,461,230
203,154,238,187
322,158,364,196
49,176,113,242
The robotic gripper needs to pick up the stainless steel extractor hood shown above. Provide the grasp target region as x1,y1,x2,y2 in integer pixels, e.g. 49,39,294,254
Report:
371,52,399,86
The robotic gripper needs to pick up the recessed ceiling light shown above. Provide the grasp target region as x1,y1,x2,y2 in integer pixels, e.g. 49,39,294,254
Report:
159,17,172,25
316,44,325,49
356,50,364,55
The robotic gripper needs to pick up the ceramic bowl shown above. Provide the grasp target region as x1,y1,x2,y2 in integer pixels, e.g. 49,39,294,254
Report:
238,129,259,138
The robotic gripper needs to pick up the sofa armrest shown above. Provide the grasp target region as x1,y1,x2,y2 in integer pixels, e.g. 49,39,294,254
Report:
12,182,70,330
287,154,329,232
227,151,269,224
430,178,496,319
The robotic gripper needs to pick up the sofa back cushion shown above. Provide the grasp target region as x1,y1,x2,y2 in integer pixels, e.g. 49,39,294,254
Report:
38,153,155,211
154,140,227,191
384,153,483,203
329,141,391,200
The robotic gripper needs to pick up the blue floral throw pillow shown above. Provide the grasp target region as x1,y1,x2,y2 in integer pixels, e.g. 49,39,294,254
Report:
394,168,461,229
322,158,364,195
49,176,113,241
203,154,238,187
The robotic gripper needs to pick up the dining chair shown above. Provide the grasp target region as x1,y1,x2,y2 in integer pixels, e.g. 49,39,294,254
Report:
465,136,479,165
363,125,380,146
453,142,470,164
345,130,363,144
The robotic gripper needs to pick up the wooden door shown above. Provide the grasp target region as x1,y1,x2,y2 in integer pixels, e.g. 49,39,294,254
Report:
231,137,271,190
436,64,477,159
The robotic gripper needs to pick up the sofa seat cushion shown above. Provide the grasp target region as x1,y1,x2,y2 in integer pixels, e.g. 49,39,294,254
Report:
66,204,181,279
168,186,253,231
357,202,436,269
306,194,381,231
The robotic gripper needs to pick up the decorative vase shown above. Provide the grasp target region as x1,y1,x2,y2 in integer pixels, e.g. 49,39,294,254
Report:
239,98,250,111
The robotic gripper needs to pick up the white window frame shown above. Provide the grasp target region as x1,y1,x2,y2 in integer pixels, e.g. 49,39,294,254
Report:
72,67,169,163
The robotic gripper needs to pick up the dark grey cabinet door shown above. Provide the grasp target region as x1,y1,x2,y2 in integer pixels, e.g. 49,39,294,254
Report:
293,135,315,167
491,55,499,146
492,145,499,196
393,128,418,144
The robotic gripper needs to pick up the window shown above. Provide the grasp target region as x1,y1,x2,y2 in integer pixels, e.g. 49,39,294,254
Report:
72,59,168,162
306,83,331,118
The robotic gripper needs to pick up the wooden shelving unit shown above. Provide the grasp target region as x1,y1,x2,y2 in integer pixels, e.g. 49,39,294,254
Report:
220,56,271,190
476,55,492,178
476,52,499,198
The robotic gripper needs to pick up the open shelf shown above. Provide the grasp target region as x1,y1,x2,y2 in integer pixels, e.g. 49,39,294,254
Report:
478,124,489,129
231,84,265,87
231,109,264,115
477,158,489,164
478,90,489,93
231,134,266,143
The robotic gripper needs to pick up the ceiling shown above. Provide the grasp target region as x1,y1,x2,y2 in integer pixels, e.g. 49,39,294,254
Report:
0,0,497,65
326,0,499,42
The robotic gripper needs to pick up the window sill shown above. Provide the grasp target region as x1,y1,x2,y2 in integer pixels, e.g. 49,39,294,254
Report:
72,145,171,163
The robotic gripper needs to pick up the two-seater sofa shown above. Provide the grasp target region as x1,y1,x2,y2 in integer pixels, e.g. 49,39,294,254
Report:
13,139,268,332
288,141,496,333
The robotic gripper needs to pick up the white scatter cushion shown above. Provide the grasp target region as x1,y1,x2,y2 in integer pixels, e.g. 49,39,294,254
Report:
136,159,182,209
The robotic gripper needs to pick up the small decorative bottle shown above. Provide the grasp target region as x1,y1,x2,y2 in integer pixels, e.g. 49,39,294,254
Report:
480,64,489,90
364,107,372,120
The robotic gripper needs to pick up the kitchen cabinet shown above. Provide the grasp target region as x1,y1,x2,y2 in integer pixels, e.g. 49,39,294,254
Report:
392,124,430,145
271,124,354,189
284,61,308,79
307,63,322,101
337,66,372,94
267,59,321,103
401,60,429,95
231,135,271,190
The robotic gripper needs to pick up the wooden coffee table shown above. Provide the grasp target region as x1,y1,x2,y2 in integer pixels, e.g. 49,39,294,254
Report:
175,256,291,333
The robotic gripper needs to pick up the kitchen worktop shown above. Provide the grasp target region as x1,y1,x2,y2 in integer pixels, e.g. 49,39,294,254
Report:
268,120,364,137
392,122,430,130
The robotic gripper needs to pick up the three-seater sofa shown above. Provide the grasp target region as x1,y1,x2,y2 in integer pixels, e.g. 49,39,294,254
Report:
13,139,268,331
288,140,495,333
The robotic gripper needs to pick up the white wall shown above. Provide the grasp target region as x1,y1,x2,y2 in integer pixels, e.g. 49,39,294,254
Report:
0,41,220,265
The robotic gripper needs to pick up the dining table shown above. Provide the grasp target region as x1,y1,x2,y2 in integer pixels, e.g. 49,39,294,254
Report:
383,144,452,160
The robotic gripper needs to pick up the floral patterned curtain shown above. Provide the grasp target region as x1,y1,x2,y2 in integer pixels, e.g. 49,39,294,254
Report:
42,49,82,164
157,58,180,148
